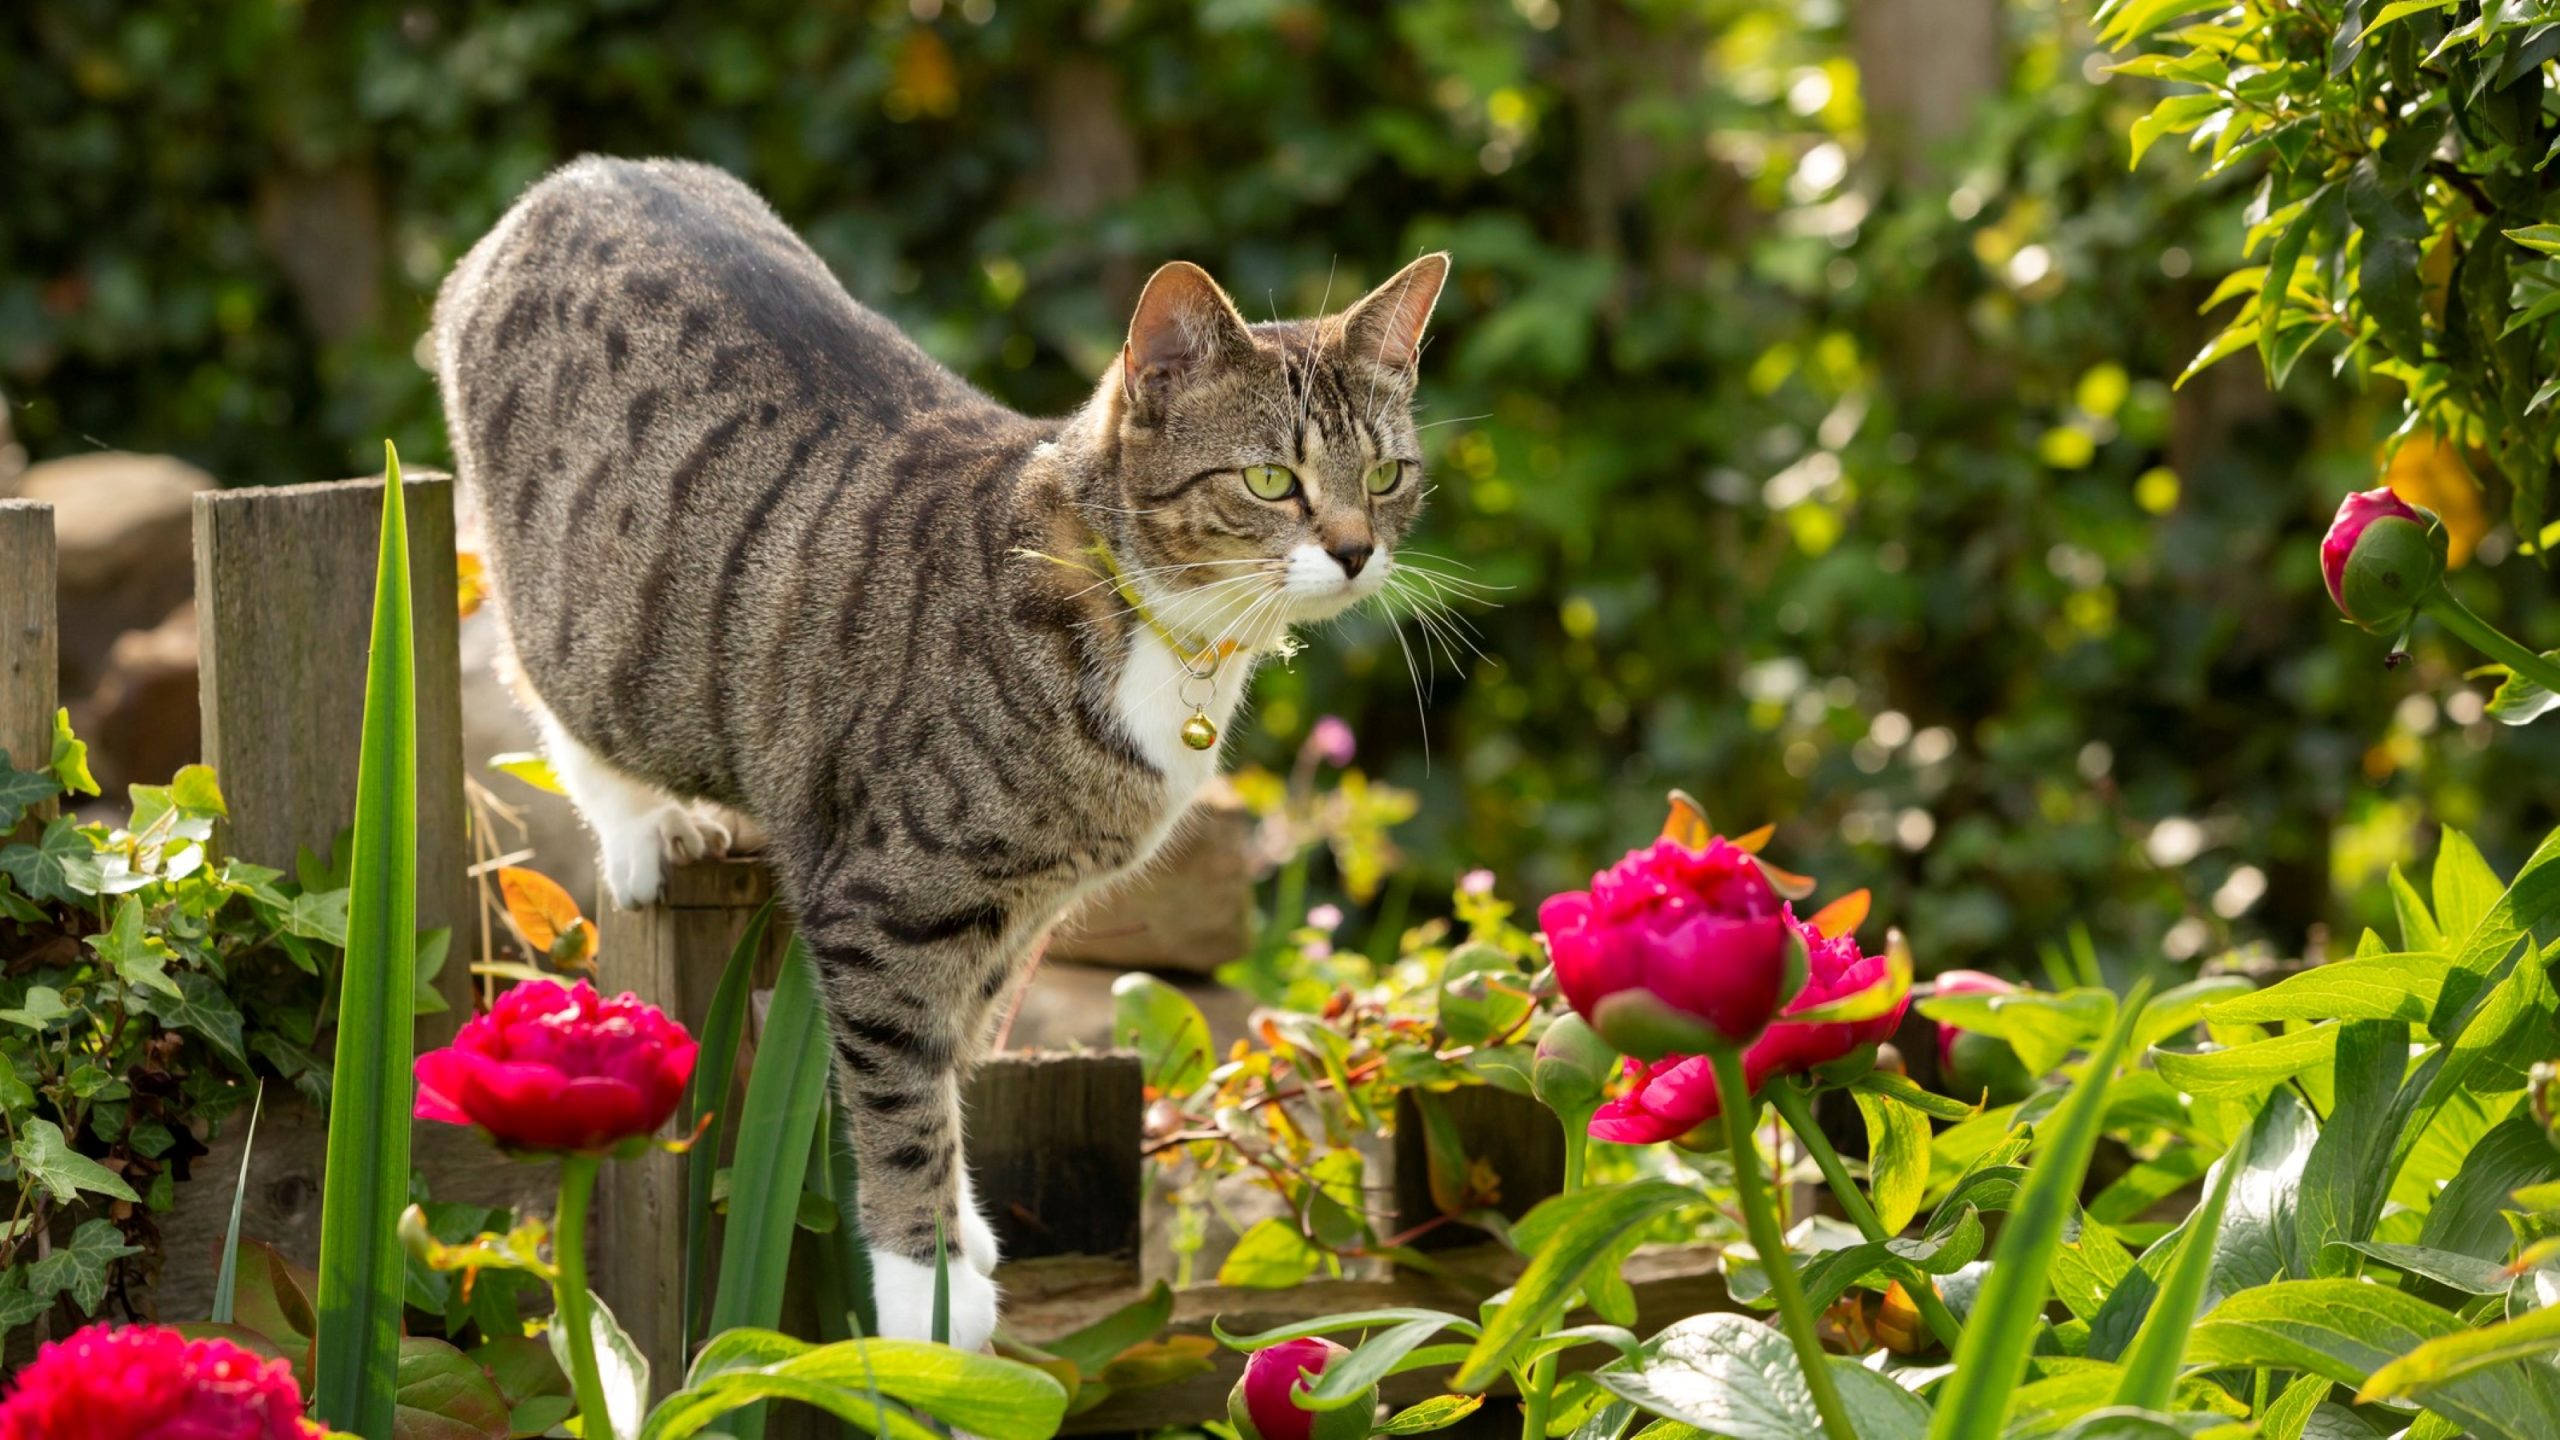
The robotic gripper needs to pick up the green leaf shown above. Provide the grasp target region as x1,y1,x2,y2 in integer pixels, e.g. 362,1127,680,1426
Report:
2362,1293,2560,1408
2189,1280,2560,1440
706,937,832,1439
1378,1394,1485,1434
13,1118,139,1203
393,1336,512,1440
2431,830,2504,946
550,1290,650,1439
1587,1313,1930,1440
0,1268,53,1333
2127,93,2223,169
2341,1241,2512,1294
2150,1021,2337,1098
1218,1217,1323,1289
312,446,422,1440
683,898,772,1353
2506,223,2560,256
2110,1107,2253,1410
2444,826,2560,985
1212,1308,1481,1350
1041,1279,1174,1376
1852,1069,1981,1122
1925,978,2150,1440
48,708,98,797
1300,1316,1476,1409
1110,972,1213,1095
88,894,184,999
2485,652,2560,725
0,983,73,1030
211,1082,265,1325
2291,1019,2409,1277
2200,953,2445,1026
26,1217,140,1314
140,970,251,1070
646,1333,1069,1440
2391,863,2445,953
2259,183,2341,386
2174,320,2257,388
2359,0,2459,42
2419,1114,2559,1259
2,816,95,904
1452,1180,1702,1389
1853,1087,1931,1233
0,750,61,825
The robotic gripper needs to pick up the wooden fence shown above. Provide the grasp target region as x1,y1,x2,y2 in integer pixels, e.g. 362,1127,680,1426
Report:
3,480,1731,1433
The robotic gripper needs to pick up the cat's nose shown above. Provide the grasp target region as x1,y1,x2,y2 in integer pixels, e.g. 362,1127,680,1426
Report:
1328,541,1372,579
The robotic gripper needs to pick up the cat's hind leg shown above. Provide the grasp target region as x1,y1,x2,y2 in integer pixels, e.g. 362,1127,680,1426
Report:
529,705,735,909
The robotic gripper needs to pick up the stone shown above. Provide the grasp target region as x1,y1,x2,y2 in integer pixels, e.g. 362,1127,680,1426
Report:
13,451,213,700
70,601,199,797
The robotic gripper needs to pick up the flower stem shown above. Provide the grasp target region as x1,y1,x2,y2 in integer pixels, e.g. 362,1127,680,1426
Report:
554,1155,616,1440
1766,1081,1963,1352
2423,590,2560,694
1518,1115,1589,1440
1711,1050,1856,1440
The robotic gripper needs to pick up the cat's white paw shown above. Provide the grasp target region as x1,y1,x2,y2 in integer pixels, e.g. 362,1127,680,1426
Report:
598,802,731,909
869,1247,999,1352
954,1170,1001,1277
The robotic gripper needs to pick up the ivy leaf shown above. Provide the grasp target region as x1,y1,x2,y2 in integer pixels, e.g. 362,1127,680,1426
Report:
284,889,350,947
0,984,72,1031
88,894,185,1000
2484,652,2560,725
0,749,60,827
138,972,251,1070
0,1267,53,1334
25,1218,140,1315
11,1119,140,1204
0,816,93,905
1218,1217,1323,1289
47,709,98,798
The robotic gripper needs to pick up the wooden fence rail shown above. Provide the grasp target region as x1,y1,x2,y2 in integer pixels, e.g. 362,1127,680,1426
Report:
5,480,1732,1433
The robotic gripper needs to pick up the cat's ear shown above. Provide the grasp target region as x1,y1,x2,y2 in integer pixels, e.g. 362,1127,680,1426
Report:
1122,261,1253,410
1339,253,1450,372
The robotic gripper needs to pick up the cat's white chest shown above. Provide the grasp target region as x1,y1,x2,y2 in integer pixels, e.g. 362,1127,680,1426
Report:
1112,633,1258,835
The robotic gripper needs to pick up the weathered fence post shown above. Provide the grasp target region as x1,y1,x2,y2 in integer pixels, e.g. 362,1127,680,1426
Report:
193,476,473,1036
1,500,57,811
1391,1086,1567,1249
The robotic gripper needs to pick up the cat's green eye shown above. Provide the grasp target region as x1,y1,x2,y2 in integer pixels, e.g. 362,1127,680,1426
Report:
1242,464,1299,501
1366,460,1405,495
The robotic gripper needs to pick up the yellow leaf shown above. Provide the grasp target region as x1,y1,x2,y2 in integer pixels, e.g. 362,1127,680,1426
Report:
1660,789,1712,850
488,751,565,796
456,550,488,619
1807,888,1871,941
2383,431,2487,568
499,866,590,959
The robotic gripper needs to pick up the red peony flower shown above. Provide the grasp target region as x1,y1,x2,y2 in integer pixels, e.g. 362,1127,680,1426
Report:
2320,487,2443,633
1539,836,1805,1059
0,1323,322,1440
1227,1337,1372,1440
415,980,697,1154
1590,909,1908,1144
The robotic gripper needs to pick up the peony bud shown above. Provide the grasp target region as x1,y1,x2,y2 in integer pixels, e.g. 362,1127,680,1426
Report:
1533,1013,1617,1117
1932,970,2036,1105
2321,488,2445,634
1227,1337,1373,1440
1540,836,1807,1060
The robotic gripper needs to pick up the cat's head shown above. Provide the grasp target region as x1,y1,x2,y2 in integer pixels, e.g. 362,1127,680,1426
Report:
1090,254,1449,643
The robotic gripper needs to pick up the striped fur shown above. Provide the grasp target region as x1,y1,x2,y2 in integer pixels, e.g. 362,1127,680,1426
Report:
433,157,1445,1344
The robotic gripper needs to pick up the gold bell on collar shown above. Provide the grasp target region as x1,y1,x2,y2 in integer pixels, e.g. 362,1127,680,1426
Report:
1180,711,1219,751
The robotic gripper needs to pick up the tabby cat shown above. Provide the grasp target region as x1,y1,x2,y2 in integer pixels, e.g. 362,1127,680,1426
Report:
433,156,1447,1349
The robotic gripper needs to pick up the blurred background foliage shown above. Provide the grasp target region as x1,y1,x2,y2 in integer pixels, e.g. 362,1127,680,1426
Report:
5,0,2556,975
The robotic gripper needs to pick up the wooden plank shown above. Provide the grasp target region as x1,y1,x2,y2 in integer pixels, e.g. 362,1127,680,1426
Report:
593,858,791,1395
0,500,56,812
193,477,471,1038
1391,1086,1568,1249
998,1242,1735,1433
966,1052,1144,1264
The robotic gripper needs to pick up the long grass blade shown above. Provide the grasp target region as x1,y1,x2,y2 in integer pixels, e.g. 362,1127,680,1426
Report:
209,1081,264,1323
707,935,833,1440
818,1091,877,1339
2112,1108,2257,1410
684,898,775,1350
1926,976,2155,1440
312,444,421,1437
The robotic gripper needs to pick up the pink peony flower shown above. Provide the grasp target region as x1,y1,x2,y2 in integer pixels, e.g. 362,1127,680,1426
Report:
0,1323,322,1440
2320,487,2442,633
1228,1337,1371,1440
415,980,697,1154
1931,969,2037,1104
1539,837,1803,1059
1590,909,1908,1144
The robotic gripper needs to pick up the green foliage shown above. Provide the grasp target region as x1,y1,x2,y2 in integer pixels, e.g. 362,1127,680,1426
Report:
2109,0,2560,537
0,737,341,1349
